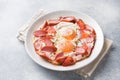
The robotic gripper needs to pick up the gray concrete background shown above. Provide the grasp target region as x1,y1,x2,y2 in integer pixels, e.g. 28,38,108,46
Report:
0,0,120,80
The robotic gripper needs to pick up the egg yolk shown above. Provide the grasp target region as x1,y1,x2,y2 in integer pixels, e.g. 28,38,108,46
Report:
58,40,75,52
61,28,76,40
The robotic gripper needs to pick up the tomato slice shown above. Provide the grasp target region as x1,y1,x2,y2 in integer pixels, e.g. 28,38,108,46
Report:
34,37,54,51
80,30,89,39
77,19,85,29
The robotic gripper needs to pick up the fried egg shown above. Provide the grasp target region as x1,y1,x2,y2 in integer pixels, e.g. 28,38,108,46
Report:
52,22,81,54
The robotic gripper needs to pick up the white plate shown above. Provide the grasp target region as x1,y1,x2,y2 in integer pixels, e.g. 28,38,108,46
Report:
25,10,104,71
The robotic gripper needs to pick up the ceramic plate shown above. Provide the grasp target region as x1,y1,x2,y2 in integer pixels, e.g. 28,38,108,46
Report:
25,10,104,71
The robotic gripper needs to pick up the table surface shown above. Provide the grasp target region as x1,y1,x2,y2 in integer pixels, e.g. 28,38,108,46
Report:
0,0,120,80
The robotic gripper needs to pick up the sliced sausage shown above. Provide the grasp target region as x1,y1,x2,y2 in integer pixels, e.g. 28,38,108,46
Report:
72,53,82,61
34,39,44,51
75,46,88,58
47,19,60,26
60,16,76,23
38,52,51,61
82,42,88,50
55,56,67,65
41,46,57,52
86,42,94,54
33,29,47,37
40,21,48,29
75,46,86,54
47,26,56,35
54,52,64,60
42,38,53,46
62,56,75,66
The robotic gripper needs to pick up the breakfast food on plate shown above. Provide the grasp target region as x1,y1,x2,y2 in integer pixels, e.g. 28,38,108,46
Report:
33,16,96,66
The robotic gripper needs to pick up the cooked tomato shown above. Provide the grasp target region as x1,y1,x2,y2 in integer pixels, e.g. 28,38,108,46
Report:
77,19,85,29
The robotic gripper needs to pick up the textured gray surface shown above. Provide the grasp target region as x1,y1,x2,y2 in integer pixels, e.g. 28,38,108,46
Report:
0,0,120,80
